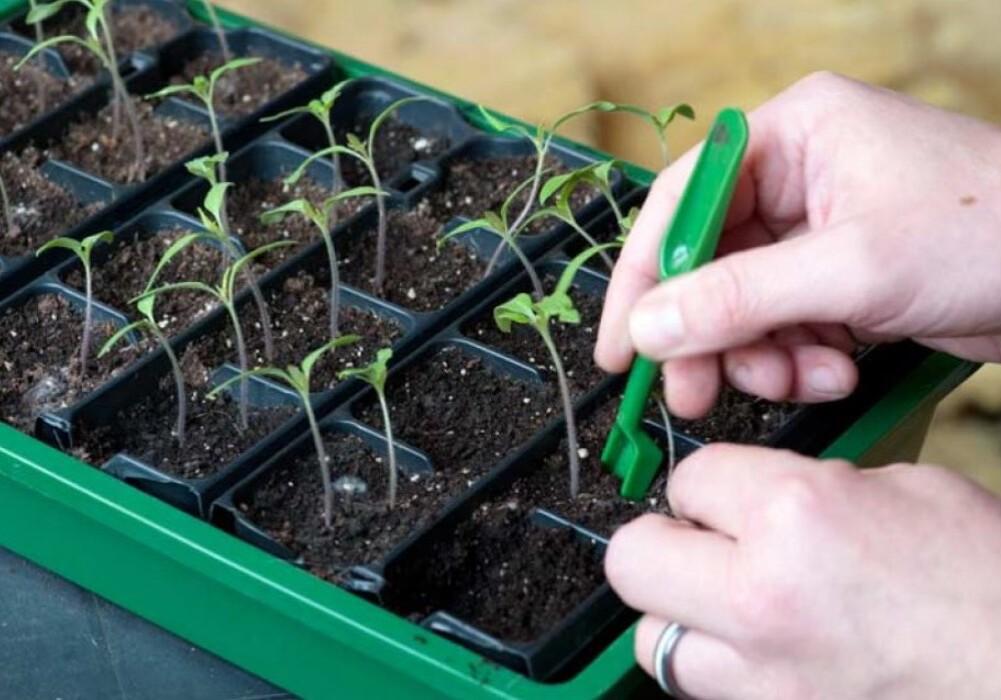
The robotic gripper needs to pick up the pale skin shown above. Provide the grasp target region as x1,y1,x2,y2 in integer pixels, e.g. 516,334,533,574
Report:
596,72,1001,698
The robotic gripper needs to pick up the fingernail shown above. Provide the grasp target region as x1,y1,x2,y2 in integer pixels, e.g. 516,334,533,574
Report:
631,304,685,354
808,365,847,397
730,362,753,391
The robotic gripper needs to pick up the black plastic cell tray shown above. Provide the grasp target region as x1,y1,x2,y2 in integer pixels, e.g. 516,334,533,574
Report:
0,0,333,299
0,2,937,682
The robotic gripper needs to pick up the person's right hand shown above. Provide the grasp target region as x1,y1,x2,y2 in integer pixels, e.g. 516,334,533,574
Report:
595,71,1001,418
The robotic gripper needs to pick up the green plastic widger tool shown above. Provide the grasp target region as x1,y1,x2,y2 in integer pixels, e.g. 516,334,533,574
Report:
601,107,749,500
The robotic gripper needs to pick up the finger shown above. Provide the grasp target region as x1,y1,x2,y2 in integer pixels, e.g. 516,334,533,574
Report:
723,342,794,402
786,344,858,402
595,158,697,373
629,223,880,362
770,325,820,346
605,514,739,637
596,89,817,374
636,615,749,700
720,343,857,403
804,322,857,355
663,354,721,419
667,443,823,536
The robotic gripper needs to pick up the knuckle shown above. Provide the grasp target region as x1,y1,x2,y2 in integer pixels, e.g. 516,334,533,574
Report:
793,70,854,97
669,443,730,508
760,471,826,530
686,260,752,340
604,515,656,584
729,569,800,640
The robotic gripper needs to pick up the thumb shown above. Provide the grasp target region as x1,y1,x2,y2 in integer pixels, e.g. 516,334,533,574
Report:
628,223,883,360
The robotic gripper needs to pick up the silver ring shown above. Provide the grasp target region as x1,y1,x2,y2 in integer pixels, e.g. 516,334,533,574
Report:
654,621,691,698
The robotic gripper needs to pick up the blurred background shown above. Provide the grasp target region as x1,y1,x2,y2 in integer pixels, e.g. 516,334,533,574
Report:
218,0,1001,493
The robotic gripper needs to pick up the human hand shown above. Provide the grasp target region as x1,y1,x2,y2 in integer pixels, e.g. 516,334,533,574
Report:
605,444,1001,699
595,71,1001,418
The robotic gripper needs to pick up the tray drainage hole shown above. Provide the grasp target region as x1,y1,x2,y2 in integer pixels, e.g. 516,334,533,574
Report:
393,167,433,194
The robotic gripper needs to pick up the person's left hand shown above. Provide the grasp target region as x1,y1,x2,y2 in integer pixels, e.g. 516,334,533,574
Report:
604,444,1001,699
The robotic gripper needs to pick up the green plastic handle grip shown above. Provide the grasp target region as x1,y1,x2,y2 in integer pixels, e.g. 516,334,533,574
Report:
601,108,749,500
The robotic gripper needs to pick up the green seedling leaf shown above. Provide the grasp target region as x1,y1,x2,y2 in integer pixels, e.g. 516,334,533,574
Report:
475,104,531,141
554,242,621,298
338,347,391,390
483,210,505,234
80,230,114,257
84,1,103,41
146,83,199,101
551,100,624,130
493,292,536,332
537,291,579,325
437,217,491,248
209,56,261,85
132,280,217,306
207,367,287,400
144,231,205,292
36,236,82,258
261,199,316,226
185,153,228,184
302,335,361,380
655,103,695,128
539,170,580,206
621,206,640,234
135,294,157,320
16,35,92,70
283,144,361,187
221,240,296,300
25,0,73,24
97,319,146,358
345,132,365,154
204,182,232,226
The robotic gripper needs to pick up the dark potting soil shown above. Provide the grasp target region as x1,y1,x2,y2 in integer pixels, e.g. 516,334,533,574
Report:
336,119,450,186
61,226,228,335
506,401,669,538
339,201,487,312
74,371,297,480
673,387,799,444
0,148,102,259
430,154,598,236
47,99,208,184
0,53,86,136
387,508,606,644
500,391,796,537
463,277,608,395
171,52,308,117
227,176,368,266
0,293,147,431
29,4,183,75
360,346,558,480
239,432,463,581
191,269,403,390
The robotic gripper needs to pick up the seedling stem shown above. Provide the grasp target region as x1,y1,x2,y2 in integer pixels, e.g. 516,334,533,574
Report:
209,336,361,528
36,231,113,379
22,0,147,182
285,96,428,294
261,185,384,338
339,349,398,508
100,296,187,447
135,239,295,430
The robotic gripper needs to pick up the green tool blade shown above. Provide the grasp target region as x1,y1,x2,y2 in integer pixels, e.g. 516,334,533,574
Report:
601,107,749,500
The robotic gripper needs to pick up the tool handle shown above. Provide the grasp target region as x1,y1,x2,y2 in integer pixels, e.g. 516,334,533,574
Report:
618,356,660,425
